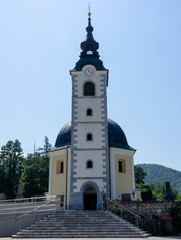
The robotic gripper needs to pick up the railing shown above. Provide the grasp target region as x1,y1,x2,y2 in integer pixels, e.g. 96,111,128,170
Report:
106,199,156,234
0,196,56,220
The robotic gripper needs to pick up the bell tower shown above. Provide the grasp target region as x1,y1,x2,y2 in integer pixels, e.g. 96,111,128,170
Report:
69,12,109,210
49,11,136,209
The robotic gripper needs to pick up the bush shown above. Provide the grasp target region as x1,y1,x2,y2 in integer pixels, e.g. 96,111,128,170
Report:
170,202,181,233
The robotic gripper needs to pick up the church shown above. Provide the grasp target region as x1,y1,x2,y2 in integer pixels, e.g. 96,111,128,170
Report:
48,12,136,210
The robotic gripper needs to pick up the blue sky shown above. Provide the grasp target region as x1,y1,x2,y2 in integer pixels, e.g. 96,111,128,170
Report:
0,0,181,171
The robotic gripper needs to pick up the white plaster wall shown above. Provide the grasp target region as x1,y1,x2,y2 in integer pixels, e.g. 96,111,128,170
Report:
66,147,71,207
110,149,116,200
70,64,108,200
74,123,106,149
74,150,106,178
72,69,107,98
75,98,105,122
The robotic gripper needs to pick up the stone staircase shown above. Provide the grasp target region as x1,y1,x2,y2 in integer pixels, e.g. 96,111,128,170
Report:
12,210,150,238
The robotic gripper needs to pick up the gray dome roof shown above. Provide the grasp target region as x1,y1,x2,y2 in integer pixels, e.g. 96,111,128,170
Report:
54,119,134,150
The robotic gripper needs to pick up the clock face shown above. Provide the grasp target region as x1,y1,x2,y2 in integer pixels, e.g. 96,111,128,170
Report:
84,67,94,76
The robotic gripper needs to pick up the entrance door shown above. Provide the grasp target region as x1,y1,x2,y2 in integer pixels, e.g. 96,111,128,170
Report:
84,186,97,210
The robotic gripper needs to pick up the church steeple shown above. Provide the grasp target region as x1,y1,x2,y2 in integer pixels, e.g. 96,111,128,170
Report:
73,12,105,71
80,12,99,56
86,12,95,41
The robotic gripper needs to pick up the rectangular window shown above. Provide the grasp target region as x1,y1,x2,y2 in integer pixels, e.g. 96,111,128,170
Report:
118,160,126,173
118,161,123,172
56,161,64,174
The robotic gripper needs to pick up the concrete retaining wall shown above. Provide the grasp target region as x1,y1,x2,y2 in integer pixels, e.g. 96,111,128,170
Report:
0,213,49,237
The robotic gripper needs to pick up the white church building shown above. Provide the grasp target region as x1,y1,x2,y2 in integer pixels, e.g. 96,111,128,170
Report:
48,12,136,210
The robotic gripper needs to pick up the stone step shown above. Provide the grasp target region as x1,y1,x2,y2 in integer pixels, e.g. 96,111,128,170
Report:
32,224,136,229
13,234,150,238
46,216,122,220
12,210,150,238
34,221,129,224
40,218,126,222
38,221,127,225
22,228,142,233
28,224,138,229
38,220,126,224
26,226,138,230
16,231,148,236
43,216,124,219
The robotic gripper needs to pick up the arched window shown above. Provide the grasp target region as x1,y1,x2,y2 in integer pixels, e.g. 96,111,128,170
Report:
84,82,95,96
87,133,92,141
87,108,92,116
87,160,93,169
87,50,93,54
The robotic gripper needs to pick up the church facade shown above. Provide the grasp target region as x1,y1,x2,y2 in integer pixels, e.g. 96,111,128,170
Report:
48,13,136,210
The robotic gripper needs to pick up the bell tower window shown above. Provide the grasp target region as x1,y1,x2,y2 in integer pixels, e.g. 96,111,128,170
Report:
84,82,95,96
87,133,92,141
87,108,92,116
87,160,93,169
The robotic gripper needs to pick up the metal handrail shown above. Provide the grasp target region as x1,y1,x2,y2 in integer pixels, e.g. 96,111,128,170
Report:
106,199,155,233
0,196,56,218
15,199,54,221
113,200,155,224
0,196,46,204
107,199,141,219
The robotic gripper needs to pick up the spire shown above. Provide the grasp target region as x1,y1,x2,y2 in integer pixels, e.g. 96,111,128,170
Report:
80,11,99,57
86,11,94,41
86,3,94,40
73,10,105,71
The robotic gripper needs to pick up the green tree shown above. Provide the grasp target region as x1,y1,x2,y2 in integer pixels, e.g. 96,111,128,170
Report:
147,182,181,201
22,136,51,197
134,165,147,185
43,136,52,157
22,152,42,197
148,182,165,201
37,136,52,194
0,140,24,199
0,164,4,193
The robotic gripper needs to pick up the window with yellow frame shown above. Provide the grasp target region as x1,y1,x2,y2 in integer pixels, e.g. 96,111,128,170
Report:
56,160,64,174
118,159,126,173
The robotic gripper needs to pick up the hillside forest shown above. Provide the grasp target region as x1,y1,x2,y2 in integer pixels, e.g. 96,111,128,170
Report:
134,165,181,201
137,163,181,194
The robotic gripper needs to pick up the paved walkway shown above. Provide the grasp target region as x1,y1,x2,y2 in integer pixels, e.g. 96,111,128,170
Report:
1,237,181,240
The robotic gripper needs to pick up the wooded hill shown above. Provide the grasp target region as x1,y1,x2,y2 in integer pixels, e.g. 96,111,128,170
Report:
137,163,181,194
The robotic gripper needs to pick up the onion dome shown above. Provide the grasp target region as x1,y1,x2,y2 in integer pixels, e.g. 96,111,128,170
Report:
54,119,134,151
73,12,105,71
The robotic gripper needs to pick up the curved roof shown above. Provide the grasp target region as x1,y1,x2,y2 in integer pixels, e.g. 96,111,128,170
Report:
107,119,133,150
54,119,134,151
55,121,72,148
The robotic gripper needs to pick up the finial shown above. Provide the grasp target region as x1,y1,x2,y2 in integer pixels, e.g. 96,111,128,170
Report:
88,2,91,17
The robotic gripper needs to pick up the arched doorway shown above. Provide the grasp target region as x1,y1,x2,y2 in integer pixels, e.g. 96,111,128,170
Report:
83,185,97,210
